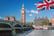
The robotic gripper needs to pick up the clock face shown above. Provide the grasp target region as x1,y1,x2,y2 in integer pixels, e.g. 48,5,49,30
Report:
22,11,24,13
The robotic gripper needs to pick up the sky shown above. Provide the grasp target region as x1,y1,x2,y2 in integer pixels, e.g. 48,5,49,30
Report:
0,0,54,22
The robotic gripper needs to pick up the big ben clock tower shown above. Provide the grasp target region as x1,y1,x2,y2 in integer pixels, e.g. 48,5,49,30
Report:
21,4,25,23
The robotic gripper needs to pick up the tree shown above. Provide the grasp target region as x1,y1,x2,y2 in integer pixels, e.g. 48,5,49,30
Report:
48,23,52,26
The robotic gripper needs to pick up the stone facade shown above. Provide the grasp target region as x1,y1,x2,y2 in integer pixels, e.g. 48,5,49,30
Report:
34,17,49,26
10,16,15,22
4,16,16,22
4,16,10,21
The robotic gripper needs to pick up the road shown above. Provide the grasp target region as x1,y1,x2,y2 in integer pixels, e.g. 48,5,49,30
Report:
16,30,54,36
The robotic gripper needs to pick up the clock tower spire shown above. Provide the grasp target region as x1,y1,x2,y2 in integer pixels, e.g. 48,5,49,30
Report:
21,4,25,23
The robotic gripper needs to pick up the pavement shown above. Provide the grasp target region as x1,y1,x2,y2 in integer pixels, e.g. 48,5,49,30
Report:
16,30,54,36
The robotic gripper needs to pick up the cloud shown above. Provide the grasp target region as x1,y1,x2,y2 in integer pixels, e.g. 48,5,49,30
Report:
29,14,33,16
34,3,37,5
30,10,39,14
0,16,2,19
26,9,39,14
31,10,35,12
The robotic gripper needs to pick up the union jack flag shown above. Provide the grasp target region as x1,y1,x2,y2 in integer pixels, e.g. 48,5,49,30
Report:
36,0,54,13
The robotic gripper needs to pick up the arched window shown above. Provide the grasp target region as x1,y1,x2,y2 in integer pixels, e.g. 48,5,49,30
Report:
15,24,21,27
23,25,26,27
